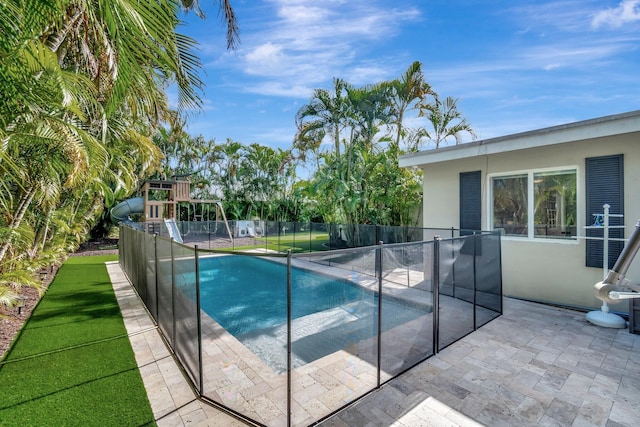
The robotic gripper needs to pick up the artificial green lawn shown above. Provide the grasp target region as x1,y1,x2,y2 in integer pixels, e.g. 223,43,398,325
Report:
0,255,155,427
230,232,330,252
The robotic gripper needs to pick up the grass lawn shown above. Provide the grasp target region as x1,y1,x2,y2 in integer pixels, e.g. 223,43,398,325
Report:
0,255,155,427
230,232,330,252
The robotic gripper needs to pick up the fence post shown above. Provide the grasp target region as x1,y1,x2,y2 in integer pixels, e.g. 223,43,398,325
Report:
119,226,124,271
141,228,147,303
154,234,159,322
171,238,176,346
472,232,477,331
195,244,203,394
125,226,129,274
433,236,440,354
309,221,312,253
451,229,457,299
286,249,292,427
377,241,384,388
497,231,504,315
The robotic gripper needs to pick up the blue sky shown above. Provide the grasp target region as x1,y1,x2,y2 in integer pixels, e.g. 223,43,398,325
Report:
176,0,640,151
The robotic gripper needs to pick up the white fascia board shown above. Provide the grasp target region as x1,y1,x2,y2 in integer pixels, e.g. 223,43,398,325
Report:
399,110,640,168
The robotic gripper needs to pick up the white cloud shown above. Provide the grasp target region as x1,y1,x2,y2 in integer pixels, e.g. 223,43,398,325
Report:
277,4,331,23
266,0,419,44
246,126,297,148
216,0,640,103
344,63,396,86
592,0,640,28
231,0,421,97
245,82,314,98
430,36,633,83
521,42,628,70
506,1,599,33
180,0,640,149
420,32,638,112
244,42,288,75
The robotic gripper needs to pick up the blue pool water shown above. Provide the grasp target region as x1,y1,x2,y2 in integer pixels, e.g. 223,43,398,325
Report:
197,255,429,372
199,255,369,335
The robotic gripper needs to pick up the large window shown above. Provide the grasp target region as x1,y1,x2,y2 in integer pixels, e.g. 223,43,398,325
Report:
491,168,577,239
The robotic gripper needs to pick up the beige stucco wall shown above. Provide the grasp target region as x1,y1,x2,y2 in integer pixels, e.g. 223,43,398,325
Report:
420,132,640,312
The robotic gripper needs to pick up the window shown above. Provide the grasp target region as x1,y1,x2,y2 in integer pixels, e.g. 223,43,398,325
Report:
493,174,528,236
533,170,576,238
491,168,577,239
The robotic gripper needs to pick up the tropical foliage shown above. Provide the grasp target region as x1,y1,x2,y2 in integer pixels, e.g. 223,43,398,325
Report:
153,131,303,222
154,61,476,228
417,93,478,148
294,61,475,226
0,0,237,308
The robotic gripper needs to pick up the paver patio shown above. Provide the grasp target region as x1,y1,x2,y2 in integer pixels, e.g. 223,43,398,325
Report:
107,261,640,426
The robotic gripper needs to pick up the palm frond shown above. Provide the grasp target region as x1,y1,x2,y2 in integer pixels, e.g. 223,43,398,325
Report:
0,285,20,308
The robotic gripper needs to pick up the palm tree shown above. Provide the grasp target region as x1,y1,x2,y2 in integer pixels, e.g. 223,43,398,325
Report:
344,82,392,151
0,76,106,265
295,78,349,157
180,0,239,49
0,0,239,305
388,61,433,149
418,94,477,148
295,68,429,228
42,0,206,115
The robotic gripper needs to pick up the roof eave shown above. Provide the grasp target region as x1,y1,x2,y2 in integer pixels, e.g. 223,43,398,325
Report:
399,110,640,168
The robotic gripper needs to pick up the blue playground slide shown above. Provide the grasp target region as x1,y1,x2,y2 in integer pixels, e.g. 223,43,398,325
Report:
110,197,144,224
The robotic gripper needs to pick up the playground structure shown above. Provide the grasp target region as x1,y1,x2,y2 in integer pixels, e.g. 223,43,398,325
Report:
110,178,233,242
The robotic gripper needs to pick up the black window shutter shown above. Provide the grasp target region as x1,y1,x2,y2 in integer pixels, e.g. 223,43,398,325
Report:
460,171,482,234
585,155,624,268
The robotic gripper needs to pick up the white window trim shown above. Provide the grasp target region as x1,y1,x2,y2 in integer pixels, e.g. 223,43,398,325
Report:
486,166,580,242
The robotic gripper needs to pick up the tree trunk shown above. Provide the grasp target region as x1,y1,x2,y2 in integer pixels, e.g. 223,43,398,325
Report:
40,210,52,252
0,187,36,265
395,110,404,149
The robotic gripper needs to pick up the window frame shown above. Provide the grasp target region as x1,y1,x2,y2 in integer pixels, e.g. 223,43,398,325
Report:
487,166,580,241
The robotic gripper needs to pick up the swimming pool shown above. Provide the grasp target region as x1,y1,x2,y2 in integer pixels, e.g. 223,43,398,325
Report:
197,255,430,372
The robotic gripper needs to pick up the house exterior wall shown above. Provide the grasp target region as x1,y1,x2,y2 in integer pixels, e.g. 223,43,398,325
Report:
418,132,640,312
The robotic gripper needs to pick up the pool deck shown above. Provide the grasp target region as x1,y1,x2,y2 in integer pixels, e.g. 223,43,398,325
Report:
107,261,640,426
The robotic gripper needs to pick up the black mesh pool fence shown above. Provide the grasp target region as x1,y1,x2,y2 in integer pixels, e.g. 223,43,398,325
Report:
118,224,502,426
